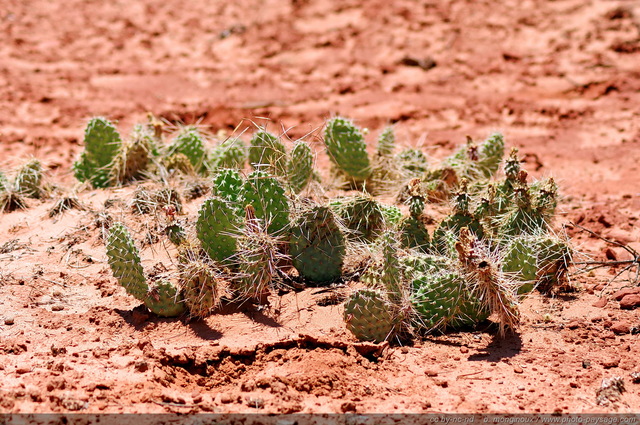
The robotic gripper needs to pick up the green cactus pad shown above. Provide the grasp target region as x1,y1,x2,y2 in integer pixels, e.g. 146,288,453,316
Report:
180,261,228,319
398,216,431,252
14,159,43,198
287,140,314,193
211,137,246,170
249,129,287,176
144,279,186,317
324,117,371,181
502,237,538,294
110,128,153,184
290,205,346,284
212,168,244,205
477,132,505,179
196,197,242,264
410,271,467,331
344,288,396,343
376,126,395,157
396,148,429,178
329,195,386,242
0,171,7,193
380,204,403,226
105,223,149,301
167,127,207,173
241,171,290,236
74,117,122,188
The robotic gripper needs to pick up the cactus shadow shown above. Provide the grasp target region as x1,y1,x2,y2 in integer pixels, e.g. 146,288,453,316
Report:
467,331,523,362
187,320,223,341
213,301,284,328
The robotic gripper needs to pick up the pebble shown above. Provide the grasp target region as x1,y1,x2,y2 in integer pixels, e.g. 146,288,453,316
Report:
592,298,608,308
51,304,64,312
619,294,640,309
613,287,640,301
424,369,439,377
4,316,15,325
513,365,524,374
601,357,621,369
610,320,631,335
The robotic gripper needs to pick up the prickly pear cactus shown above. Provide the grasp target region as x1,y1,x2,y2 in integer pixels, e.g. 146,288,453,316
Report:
144,279,186,317
110,127,153,184
167,127,207,173
476,132,505,179
241,171,290,236
106,223,149,301
106,223,185,317
396,148,429,178
344,288,396,343
290,205,346,284
287,140,314,193
235,206,285,303
398,216,431,252
212,168,243,205
74,117,122,188
432,182,484,253
329,195,386,242
179,261,228,319
324,117,371,183
14,158,43,198
0,171,7,192
161,152,196,175
211,137,246,170
410,271,467,331
376,126,395,157
249,129,287,176
380,204,403,226
196,197,242,264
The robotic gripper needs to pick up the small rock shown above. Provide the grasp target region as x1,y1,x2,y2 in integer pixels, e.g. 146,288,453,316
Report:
610,321,631,335
16,367,30,374
241,380,256,392
601,357,621,369
434,379,448,388
134,360,148,372
513,365,524,374
613,288,640,301
244,395,264,409
424,369,439,377
630,372,640,384
341,401,357,413
460,347,469,354
220,393,234,404
517,385,525,391
619,294,640,309
604,229,632,244
4,316,15,325
191,392,203,404
569,382,579,388
604,248,617,261
592,298,608,308
51,304,64,312
567,320,581,329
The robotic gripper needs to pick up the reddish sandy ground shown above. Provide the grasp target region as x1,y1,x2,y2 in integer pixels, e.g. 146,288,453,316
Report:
1,0,640,414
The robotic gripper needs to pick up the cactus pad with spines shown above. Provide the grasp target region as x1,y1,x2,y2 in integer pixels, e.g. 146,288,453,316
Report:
196,197,242,264
241,171,290,236
74,117,122,188
290,205,346,284
324,117,371,182
287,140,314,193
180,261,228,319
106,222,148,301
144,279,186,317
167,127,207,173
344,288,396,343
211,137,246,170
14,158,43,198
329,195,386,242
212,168,244,205
376,126,396,157
249,129,287,176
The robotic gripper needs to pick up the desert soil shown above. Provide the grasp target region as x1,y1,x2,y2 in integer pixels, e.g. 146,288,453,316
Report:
1,0,640,415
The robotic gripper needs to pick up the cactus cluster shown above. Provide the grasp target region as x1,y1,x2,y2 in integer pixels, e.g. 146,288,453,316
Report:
76,115,572,339
0,158,46,213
